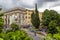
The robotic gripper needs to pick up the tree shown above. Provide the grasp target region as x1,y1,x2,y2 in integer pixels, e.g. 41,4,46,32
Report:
31,4,40,29
48,20,58,34
42,9,59,26
57,14,60,26
0,7,4,32
42,9,60,40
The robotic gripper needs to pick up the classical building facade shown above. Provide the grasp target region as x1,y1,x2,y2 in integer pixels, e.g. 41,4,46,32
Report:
2,7,42,27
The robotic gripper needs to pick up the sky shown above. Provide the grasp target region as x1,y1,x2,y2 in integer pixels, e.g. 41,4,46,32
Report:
0,0,60,12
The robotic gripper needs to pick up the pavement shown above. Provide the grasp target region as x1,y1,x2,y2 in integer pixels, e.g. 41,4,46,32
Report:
21,28,45,40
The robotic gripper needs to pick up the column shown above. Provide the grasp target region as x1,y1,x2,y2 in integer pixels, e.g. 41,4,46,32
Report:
3,16,5,25
18,13,21,28
6,15,9,28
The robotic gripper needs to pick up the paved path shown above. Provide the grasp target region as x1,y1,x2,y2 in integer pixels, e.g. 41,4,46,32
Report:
21,28,45,40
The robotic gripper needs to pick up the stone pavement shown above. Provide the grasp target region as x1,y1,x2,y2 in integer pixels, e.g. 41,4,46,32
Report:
21,28,45,40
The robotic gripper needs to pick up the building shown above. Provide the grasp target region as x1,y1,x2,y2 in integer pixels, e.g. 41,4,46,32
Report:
3,7,42,27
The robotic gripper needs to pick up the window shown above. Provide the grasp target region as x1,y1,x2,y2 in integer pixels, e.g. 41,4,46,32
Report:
25,16,27,18
28,13,30,15
25,13,27,14
28,17,30,19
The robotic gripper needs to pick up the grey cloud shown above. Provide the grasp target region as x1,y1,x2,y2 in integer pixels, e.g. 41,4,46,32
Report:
36,0,60,8
12,0,35,8
51,1,60,7
0,0,60,12
44,0,57,2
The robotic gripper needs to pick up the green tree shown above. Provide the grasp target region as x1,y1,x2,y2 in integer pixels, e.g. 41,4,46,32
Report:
0,7,4,32
48,20,58,34
42,9,60,40
57,14,60,26
42,9,59,26
31,4,40,29
42,9,50,26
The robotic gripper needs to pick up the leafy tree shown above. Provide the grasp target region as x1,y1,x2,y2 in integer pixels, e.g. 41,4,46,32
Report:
0,18,4,28
31,4,40,29
56,26,60,33
57,14,60,26
42,9,59,26
42,9,60,40
42,9,60,34
42,9,50,26
0,7,4,33
48,20,58,34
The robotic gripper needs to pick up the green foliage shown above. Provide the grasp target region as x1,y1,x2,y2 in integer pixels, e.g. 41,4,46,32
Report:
56,26,60,33
45,34,52,40
0,30,33,40
0,13,4,17
42,9,50,26
42,9,59,26
0,7,2,11
0,18,4,28
48,20,58,34
45,33,60,40
42,9,60,34
42,9,60,40
11,23,19,31
0,38,3,40
57,14,60,26
31,4,40,29
0,7,4,33
53,33,60,40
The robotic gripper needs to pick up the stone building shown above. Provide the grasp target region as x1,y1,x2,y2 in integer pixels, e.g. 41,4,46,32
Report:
2,7,42,28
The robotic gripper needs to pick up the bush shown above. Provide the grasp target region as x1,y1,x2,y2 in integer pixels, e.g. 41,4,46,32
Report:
45,34,52,40
56,26,60,33
0,30,33,40
53,33,60,40
0,38,3,40
11,23,19,31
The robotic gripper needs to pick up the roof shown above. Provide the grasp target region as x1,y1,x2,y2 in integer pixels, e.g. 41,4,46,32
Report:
3,7,27,13
3,7,42,13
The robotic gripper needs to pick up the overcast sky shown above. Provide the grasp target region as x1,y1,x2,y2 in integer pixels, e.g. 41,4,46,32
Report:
0,0,60,12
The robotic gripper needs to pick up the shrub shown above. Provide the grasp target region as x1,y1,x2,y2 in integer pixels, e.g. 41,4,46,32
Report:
0,30,33,40
11,23,19,31
0,38,3,40
53,33,60,40
45,34,52,40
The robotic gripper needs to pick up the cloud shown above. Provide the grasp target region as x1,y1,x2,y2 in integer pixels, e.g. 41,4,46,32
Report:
50,6,60,13
38,6,60,13
0,0,60,12
0,0,15,10
17,0,36,8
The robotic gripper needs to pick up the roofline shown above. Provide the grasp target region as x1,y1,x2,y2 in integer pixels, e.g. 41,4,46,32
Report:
3,7,42,13
3,7,27,13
